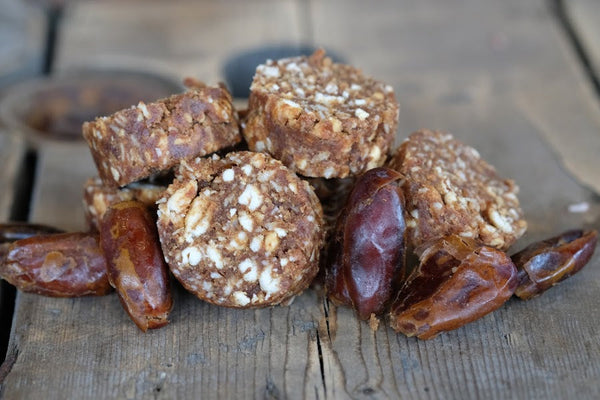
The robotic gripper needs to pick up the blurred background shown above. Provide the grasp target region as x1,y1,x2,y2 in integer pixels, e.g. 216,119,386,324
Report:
1,0,599,192
1,0,598,142
1,0,600,222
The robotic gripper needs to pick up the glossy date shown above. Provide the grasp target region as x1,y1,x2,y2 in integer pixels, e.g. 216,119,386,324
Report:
326,167,407,320
389,235,517,339
512,229,598,300
99,200,173,332
0,232,111,297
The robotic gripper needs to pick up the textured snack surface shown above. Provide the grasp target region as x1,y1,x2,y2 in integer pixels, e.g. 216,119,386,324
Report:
156,151,324,308
83,85,241,187
388,130,527,250
244,49,399,178
83,177,166,230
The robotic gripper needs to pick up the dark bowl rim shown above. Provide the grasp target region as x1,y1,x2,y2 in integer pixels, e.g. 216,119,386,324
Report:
0,68,184,148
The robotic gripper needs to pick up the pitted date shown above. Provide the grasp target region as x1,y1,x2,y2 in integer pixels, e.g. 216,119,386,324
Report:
0,222,64,243
390,235,517,339
326,167,407,320
512,229,598,300
0,232,111,297
99,200,173,332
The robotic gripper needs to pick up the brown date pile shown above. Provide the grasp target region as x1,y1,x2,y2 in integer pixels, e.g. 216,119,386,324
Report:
0,169,598,337
323,166,598,339
0,204,173,332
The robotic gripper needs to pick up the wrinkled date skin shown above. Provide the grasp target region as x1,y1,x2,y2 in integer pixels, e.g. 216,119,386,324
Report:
100,200,173,332
326,167,407,320
0,232,111,297
512,229,598,300
390,235,517,339
0,222,64,243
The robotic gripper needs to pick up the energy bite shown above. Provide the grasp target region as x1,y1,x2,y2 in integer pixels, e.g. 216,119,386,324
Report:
83,177,166,231
83,84,241,187
244,49,399,178
388,130,527,250
156,151,324,308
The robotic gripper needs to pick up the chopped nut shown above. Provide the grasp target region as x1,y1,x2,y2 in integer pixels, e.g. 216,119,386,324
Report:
184,196,216,240
222,168,235,182
264,231,279,253
238,184,264,211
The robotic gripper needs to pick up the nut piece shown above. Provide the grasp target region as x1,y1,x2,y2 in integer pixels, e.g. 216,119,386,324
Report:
244,49,399,178
388,130,527,250
83,85,241,187
512,229,598,300
326,167,407,320
99,200,173,331
0,233,111,297
390,235,517,339
157,151,324,308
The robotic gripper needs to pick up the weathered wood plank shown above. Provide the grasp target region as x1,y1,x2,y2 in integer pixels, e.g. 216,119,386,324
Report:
3,1,321,398
0,134,25,221
2,268,326,399
0,0,44,221
309,0,600,196
308,0,600,398
0,0,45,87
0,133,26,362
566,0,600,80
26,143,96,232
55,0,307,85
2,0,600,399
0,0,44,365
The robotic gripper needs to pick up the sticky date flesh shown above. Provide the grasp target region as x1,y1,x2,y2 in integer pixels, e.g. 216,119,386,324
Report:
389,235,517,339
326,167,407,320
99,200,173,332
512,229,598,300
0,232,111,297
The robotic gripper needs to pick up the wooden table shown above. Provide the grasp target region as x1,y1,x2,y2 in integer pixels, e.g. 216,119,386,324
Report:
1,0,600,398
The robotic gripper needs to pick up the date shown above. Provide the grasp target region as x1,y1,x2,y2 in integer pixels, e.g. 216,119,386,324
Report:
389,235,517,339
0,232,111,297
326,167,407,320
512,229,598,300
99,200,172,332
0,222,63,243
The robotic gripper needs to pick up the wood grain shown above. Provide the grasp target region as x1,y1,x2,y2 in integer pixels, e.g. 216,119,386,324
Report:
2,0,600,399
309,0,600,195
307,0,600,398
0,134,25,360
55,0,306,85
0,134,24,221
28,143,97,232
0,0,45,87
0,0,43,365
566,0,600,79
